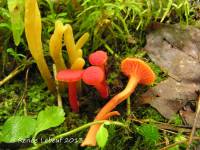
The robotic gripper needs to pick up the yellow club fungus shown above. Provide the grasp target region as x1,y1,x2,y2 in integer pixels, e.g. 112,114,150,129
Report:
49,20,66,71
25,0,55,92
64,24,89,70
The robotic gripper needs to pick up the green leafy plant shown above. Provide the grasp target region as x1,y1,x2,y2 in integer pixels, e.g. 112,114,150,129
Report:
96,123,109,149
6,48,26,63
0,82,24,123
0,7,11,28
0,106,65,143
137,124,160,145
76,0,192,51
7,0,24,46
169,114,183,125
27,84,54,103
0,116,36,142
168,134,187,150
33,106,65,138
30,120,127,149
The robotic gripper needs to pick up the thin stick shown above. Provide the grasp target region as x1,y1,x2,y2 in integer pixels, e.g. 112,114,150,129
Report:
186,95,200,150
130,118,192,133
160,137,200,150
126,96,131,116
13,68,30,116
53,64,63,107
23,68,29,116
163,130,170,146
101,39,119,58
29,120,127,149
0,64,28,86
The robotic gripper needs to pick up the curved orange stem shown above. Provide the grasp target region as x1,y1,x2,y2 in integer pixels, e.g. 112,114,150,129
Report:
101,111,120,120
81,111,120,147
81,75,139,146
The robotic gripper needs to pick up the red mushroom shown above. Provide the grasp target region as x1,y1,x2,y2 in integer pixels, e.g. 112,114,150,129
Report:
82,66,108,98
88,50,109,98
56,70,83,112
89,50,108,72
81,58,156,146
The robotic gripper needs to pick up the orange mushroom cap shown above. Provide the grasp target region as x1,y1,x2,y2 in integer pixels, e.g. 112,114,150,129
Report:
89,50,108,66
121,58,156,85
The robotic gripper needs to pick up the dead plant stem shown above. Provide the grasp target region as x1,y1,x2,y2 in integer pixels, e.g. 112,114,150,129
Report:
186,95,200,150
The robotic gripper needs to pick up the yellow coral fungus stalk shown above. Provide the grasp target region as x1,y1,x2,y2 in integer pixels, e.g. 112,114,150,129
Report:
49,20,66,71
71,58,85,70
50,20,67,91
25,0,55,92
64,24,89,70
64,24,75,65
75,33,89,52
64,24,89,93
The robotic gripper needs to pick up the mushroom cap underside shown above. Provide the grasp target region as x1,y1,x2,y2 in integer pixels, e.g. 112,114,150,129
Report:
121,58,156,85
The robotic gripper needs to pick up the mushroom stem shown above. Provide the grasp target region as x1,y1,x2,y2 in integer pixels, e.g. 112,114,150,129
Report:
81,76,139,146
94,81,109,99
81,111,120,147
96,76,138,119
56,69,83,113
68,82,79,112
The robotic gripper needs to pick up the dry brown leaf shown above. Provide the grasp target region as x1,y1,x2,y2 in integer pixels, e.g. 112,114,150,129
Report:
141,24,200,126
180,110,200,128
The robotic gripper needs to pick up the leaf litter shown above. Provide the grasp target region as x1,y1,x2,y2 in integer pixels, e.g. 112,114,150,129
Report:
141,24,200,127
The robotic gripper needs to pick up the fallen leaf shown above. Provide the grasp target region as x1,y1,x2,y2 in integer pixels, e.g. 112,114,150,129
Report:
180,110,200,128
141,24,200,126
141,78,199,119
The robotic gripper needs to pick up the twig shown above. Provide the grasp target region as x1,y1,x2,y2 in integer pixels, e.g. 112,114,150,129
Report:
126,96,131,116
22,68,29,116
100,39,119,58
29,120,127,149
130,117,192,133
130,117,200,149
186,95,200,150
14,68,30,116
0,61,32,86
160,137,200,150
53,64,63,107
163,130,170,146
157,123,191,134
156,141,168,147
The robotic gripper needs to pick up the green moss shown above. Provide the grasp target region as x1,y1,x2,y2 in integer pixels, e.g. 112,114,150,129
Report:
136,107,165,122
0,0,199,149
0,82,24,124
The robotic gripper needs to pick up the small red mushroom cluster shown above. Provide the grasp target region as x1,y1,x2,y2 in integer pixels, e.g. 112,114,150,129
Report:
57,51,156,147
56,50,109,113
